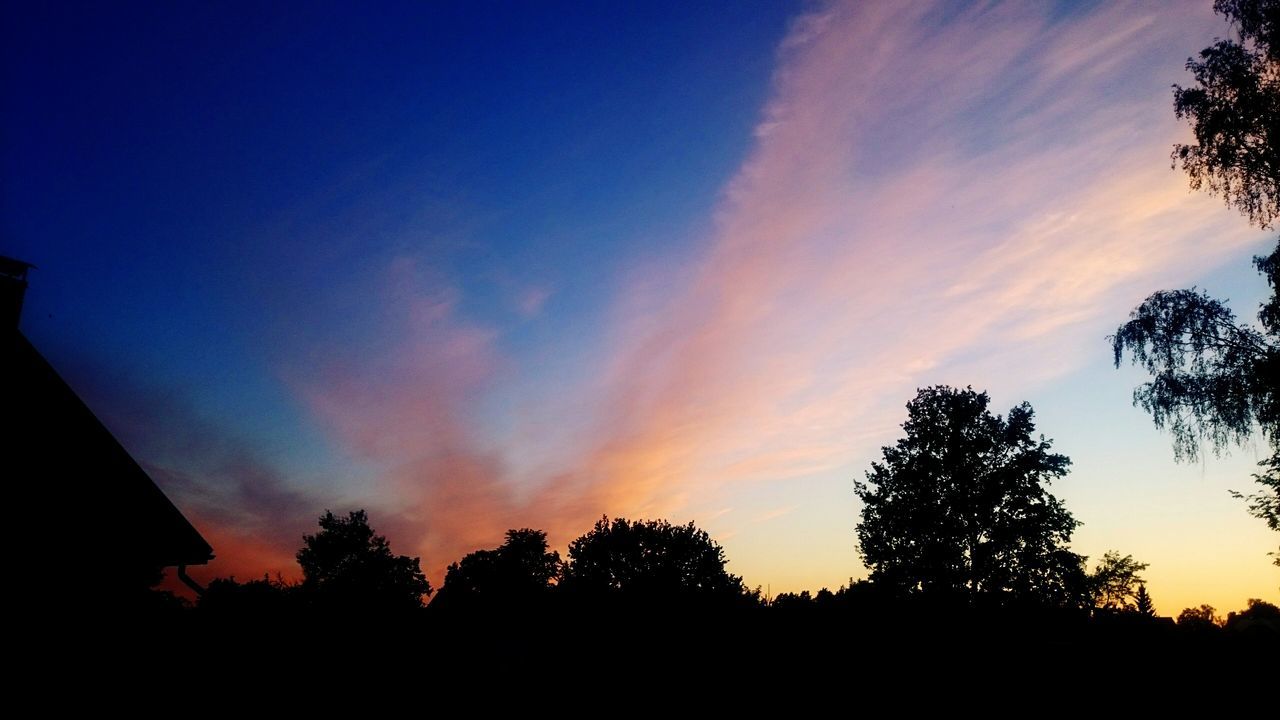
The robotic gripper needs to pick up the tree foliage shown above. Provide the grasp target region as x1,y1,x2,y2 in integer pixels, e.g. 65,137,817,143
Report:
1088,551,1150,611
296,509,432,610
854,386,1086,609
558,516,751,607
1112,263,1280,568
1111,289,1272,461
1117,0,1280,563
199,574,295,613
1172,0,1279,229
770,590,815,610
1234,454,1280,531
431,528,561,610
1176,603,1223,628
1223,597,1280,636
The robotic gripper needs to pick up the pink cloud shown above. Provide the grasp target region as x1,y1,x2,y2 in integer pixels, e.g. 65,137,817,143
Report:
281,1,1264,589
510,0,1258,549
286,257,519,577
516,286,553,318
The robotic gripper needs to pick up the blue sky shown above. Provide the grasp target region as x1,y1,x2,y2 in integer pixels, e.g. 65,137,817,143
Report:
5,1,789,453
3,1,1275,611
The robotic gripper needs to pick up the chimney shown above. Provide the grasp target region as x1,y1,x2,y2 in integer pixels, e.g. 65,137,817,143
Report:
0,256,35,332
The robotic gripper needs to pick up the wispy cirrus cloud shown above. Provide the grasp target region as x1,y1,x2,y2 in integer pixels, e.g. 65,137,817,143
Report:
275,1,1262,585
514,0,1257,537
288,256,517,572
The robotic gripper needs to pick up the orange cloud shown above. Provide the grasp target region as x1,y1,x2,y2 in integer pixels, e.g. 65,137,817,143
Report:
279,1,1266,596
516,0,1256,540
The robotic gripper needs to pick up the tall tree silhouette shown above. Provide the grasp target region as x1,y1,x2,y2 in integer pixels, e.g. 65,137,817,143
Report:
296,509,432,610
1113,0,1279,563
431,528,561,610
558,516,752,608
855,386,1086,609
1134,584,1157,618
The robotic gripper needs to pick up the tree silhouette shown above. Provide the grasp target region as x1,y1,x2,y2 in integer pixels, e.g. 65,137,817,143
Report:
1176,604,1223,629
1224,598,1280,637
296,509,432,610
1110,286,1279,555
1088,551,1150,612
855,386,1086,609
431,528,561,610
558,516,751,608
1134,584,1157,618
1113,0,1279,563
770,590,815,610
1111,290,1272,462
1172,0,1278,229
199,575,295,613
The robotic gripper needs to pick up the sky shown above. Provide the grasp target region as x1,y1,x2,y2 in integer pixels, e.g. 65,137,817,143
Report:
2,0,1276,613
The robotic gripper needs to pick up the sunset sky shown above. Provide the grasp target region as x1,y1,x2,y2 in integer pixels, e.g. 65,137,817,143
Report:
3,0,1275,613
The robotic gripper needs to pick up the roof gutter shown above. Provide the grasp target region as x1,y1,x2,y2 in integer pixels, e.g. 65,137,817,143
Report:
177,564,205,597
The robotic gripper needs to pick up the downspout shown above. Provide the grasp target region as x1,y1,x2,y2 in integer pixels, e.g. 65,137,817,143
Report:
177,564,205,597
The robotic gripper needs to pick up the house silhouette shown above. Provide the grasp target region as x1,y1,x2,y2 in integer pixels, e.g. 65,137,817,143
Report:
1,256,212,610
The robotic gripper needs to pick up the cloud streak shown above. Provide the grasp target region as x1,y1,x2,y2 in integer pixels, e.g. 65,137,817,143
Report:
282,0,1263,585
521,0,1258,533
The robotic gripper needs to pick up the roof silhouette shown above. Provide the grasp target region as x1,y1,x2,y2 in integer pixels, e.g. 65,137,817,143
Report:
2,256,211,607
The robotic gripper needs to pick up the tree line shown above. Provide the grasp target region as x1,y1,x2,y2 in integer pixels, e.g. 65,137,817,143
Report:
184,385,1276,642
152,0,1278,638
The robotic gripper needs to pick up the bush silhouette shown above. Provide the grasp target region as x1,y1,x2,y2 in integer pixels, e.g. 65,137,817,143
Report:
296,509,432,611
559,516,754,609
431,528,561,611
